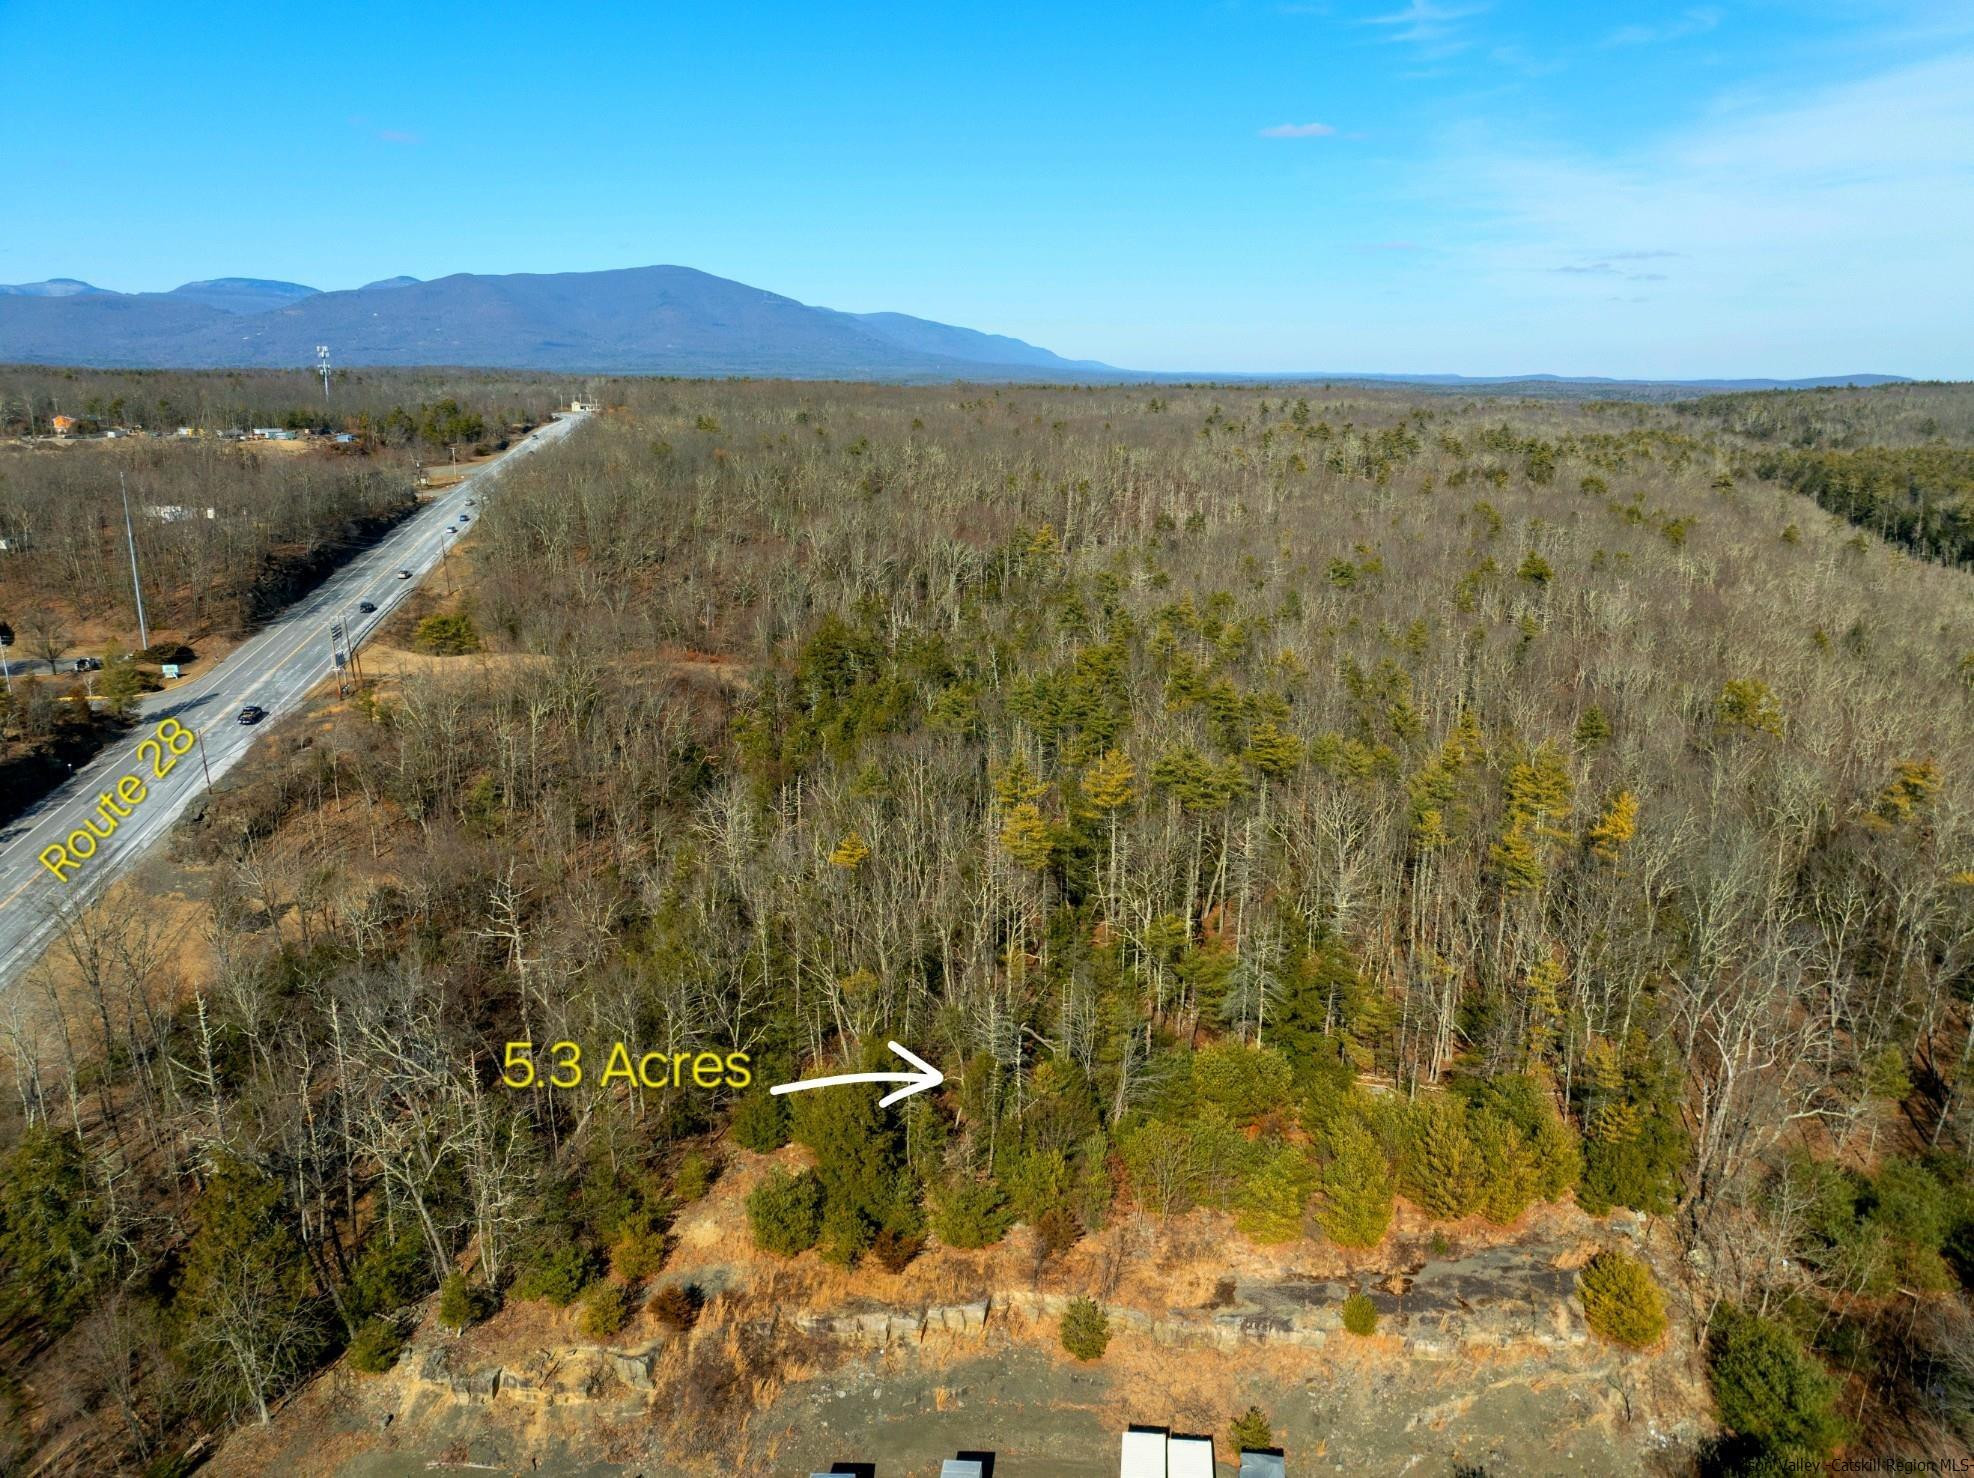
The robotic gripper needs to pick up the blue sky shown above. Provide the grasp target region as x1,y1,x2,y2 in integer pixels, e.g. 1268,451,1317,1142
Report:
4,0,1971,377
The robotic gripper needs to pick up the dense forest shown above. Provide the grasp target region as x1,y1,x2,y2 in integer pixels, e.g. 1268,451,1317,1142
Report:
1672,382,1974,569
0,365,573,441
3,380,1974,1473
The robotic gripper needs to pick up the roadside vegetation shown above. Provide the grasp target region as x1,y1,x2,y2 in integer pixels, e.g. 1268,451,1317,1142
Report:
0,370,563,823
1,379,1973,1471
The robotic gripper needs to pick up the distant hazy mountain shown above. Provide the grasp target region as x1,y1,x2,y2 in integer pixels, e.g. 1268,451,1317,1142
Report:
823,309,1115,372
1322,371,1912,391
157,278,320,313
0,278,108,298
0,264,1118,379
0,267,1914,387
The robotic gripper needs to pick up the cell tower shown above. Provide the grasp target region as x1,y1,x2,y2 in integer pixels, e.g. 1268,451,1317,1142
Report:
316,344,332,401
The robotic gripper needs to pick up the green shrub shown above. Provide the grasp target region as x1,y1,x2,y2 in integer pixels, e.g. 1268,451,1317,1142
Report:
437,1271,477,1333
513,1242,598,1305
576,1280,630,1340
1060,1297,1110,1361
1707,1305,1846,1459
348,1315,404,1373
609,1217,667,1282
349,1226,432,1318
1190,1041,1295,1125
1003,1147,1069,1223
729,1090,790,1152
747,1168,822,1256
819,1197,873,1266
96,655,156,717
933,1177,1015,1249
1577,1249,1667,1348
673,1149,719,1203
1715,678,1784,737
1229,1404,1273,1449
1866,1157,1954,1292
1342,1292,1378,1336
138,641,196,665
413,611,481,655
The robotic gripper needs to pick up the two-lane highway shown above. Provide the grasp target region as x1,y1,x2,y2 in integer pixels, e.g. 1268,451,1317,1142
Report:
0,408,590,985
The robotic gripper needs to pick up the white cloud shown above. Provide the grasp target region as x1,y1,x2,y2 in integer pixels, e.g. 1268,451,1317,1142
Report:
1417,50,1974,373
1259,121,1339,137
1601,7,1721,48
1364,0,1487,57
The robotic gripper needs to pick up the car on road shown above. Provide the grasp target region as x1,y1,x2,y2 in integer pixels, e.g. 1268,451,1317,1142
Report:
357,600,377,613
72,656,102,672
236,705,267,725
458,513,470,522
396,569,412,579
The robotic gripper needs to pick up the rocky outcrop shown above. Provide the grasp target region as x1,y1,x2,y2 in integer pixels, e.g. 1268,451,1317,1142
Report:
407,1338,664,1408
776,1243,1593,1360
792,1299,991,1345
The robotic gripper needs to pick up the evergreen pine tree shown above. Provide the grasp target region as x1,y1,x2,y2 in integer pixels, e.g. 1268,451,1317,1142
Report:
1080,747,1137,814
1406,1096,1482,1220
1000,801,1056,870
177,1156,325,1424
1318,1116,1395,1248
1471,1107,1539,1224
1586,790,1639,862
1236,1146,1317,1244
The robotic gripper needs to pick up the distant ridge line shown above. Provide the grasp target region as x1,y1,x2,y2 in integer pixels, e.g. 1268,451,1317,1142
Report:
0,265,1916,389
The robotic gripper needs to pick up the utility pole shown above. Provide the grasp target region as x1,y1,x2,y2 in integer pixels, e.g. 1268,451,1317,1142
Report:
317,345,332,403
329,619,350,699
119,474,150,650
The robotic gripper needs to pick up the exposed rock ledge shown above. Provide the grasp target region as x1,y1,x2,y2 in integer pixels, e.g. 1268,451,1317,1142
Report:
403,1242,1595,1410
787,1243,1588,1359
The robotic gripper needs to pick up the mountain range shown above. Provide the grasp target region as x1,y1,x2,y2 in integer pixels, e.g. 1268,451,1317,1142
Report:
0,267,1120,379
0,266,1912,389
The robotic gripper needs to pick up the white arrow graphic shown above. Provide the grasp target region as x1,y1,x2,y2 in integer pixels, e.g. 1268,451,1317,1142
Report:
769,1041,944,1108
